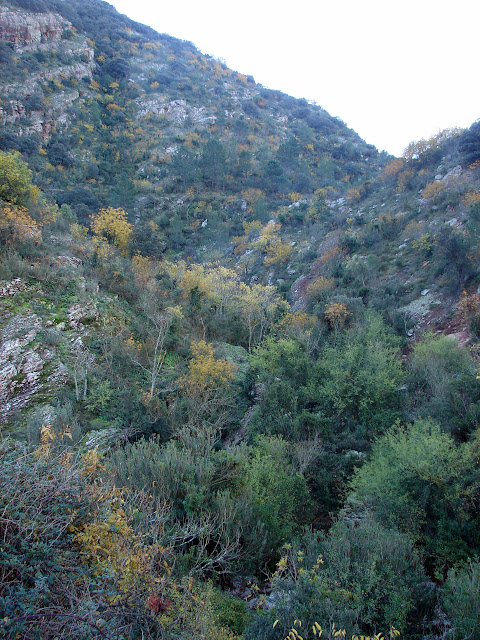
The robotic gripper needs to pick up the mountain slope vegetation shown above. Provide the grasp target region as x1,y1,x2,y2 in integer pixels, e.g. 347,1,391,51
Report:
1,1,480,639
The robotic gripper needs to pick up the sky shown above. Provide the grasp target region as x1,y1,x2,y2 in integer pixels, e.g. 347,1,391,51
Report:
108,0,480,157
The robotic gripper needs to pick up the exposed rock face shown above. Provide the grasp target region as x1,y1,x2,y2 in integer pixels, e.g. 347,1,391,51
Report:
137,97,216,125
0,7,95,140
0,312,67,422
0,6,66,48
54,255,82,269
0,278,27,298
67,301,99,331
1,87,91,139
0,280,71,423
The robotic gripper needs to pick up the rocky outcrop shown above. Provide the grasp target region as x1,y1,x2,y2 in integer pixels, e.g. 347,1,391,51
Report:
0,6,66,49
0,312,68,423
54,255,82,269
0,278,27,298
0,89,83,139
67,301,99,331
0,7,95,140
137,97,216,126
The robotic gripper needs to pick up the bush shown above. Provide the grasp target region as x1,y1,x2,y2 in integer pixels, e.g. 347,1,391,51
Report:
408,332,480,438
0,150,39,207
210,588,250,635
106,428,252,575
351,420,480,575
245,516,426,639
245,435,312,561
0,437,239,640
443,561,480,640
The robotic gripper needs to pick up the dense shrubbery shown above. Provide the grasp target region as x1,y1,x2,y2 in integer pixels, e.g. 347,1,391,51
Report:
106,429,311,574
0,436,250,640
351,420,480,575
443,561,480,639
246,516,426,640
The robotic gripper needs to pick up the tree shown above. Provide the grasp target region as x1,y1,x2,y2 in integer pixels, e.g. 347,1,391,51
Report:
172,340,237,432
263,236,293,266
306,311,404,438
69,339,95,401
0,204,40,246
239,283,288,351
0,150,39,207
90,207,133,255
200,138,226,189
244,435,311,559
245,516,425,640
351,420,480,574
408,332,480,438
460,120,480,166
128,305,182,398
170,145,198,189
324,301,351,341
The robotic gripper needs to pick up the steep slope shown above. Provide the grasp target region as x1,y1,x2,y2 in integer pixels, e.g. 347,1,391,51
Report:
0,0,386,265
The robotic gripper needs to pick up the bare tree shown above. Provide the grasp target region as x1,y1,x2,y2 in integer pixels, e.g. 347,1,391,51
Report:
129,304,182,398
69,338,95,401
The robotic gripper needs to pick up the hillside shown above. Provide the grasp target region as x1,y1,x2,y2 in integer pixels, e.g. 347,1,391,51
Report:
2,1,480,639
0,0,383,263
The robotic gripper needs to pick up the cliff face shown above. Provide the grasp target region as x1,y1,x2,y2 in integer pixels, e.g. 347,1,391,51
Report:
0,5,65,48
0,5,95,140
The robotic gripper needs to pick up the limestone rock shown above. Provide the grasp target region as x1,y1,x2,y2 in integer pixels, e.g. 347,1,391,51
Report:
137,97,216,125
0,278,26,298
55,255,82,269
67,301,99,330
0,7,66,48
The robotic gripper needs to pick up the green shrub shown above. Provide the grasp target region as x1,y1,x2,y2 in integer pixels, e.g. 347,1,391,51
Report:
351,420,480,575
210,588,250,635
408,332,480,438
245,516,425,640
245,435,312,561
443,561,480,639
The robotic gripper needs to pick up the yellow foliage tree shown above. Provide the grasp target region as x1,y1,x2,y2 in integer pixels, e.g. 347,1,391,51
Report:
264,236,293,266
325,302,352,340
396,169,415,193
403,127,463,162
180,340,236,392
382,158,405,179
254,221,282,250
132,254,159,289
239,283,289,351
421,181,445,201
174,340,237,432
306,276,335,302
0,204,41,245
463,190,480,208
288,192,303,203
90,207,133,254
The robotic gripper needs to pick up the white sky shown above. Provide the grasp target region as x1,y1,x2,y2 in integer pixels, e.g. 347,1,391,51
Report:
108,0,479,157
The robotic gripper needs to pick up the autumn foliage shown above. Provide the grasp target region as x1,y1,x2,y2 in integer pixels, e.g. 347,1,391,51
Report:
90,207,133,254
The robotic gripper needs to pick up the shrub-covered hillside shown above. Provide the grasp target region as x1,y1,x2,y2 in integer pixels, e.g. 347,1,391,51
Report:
1,0,480,638
0,0,383,264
